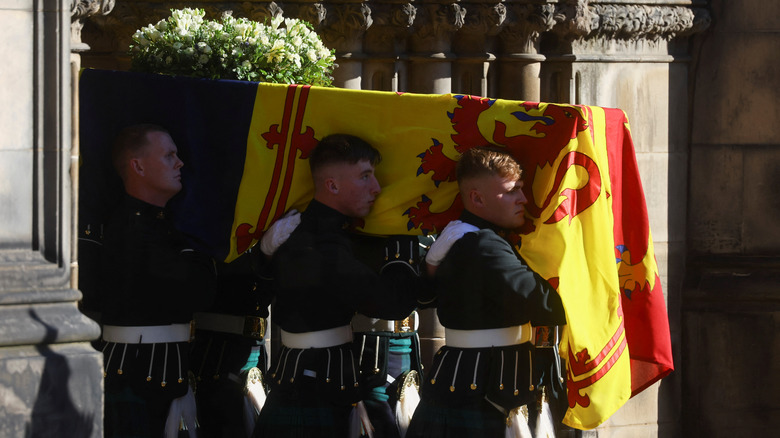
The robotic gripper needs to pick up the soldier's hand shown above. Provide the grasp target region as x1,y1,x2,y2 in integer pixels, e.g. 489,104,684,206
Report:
260,209,301,257
425,220,479,266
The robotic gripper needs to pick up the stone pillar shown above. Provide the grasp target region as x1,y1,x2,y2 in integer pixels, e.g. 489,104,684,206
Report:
407,2,465,93
496,3,557,101
0,0,103,435
363,2,416,92
452,2,506,97
315,2,372,89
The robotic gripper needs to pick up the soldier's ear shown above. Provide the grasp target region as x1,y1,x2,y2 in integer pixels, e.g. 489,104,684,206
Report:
325,177,339,194
129,158,144,176
469,188,483,207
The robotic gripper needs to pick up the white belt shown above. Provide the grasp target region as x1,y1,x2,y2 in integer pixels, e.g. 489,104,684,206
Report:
351,311,419,333
102,323,192,344
281,325,353,349
445,323,533,348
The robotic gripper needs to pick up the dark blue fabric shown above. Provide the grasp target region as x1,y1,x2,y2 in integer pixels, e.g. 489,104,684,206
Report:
79,69,258,260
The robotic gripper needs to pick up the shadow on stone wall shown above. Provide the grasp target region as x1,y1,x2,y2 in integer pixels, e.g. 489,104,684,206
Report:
26,309,94,437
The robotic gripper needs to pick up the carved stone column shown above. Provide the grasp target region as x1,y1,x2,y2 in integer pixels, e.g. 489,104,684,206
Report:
71,0,116,294
363,2,416,91
315,2,373,89
0,0,104,434
452,2,506,97
408,2,465,93
497,2,558,101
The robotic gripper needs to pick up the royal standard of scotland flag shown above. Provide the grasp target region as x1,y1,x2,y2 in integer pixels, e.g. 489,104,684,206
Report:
79,69,673,429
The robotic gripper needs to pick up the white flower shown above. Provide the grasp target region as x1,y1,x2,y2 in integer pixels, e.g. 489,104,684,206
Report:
270,15,283,30
129,8,334,85
318,47,331,59
284,18,298,33
206,21,223,32
289,53,301,68
197,42,212,53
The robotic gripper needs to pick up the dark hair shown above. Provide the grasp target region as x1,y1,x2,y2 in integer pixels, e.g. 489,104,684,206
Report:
309,134,382,176
111,124,170,180
456,146,523,185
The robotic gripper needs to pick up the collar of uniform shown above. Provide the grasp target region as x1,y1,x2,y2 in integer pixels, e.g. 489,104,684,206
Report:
123,194,169,220
458,209,521,247
302,199,352,233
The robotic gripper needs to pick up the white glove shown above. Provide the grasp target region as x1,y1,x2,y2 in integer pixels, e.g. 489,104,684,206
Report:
425,220,479,266
260,209,301,257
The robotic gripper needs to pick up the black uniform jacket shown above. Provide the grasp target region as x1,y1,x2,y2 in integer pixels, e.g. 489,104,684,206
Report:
420,210,566,412
271,200,433,333
101,195,215,326
99,195,216,399
436,210,565,329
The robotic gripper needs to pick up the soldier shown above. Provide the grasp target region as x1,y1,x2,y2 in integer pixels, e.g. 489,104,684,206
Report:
406,147,567,438
98,124,216,438
191,247,271,438
350,234,431,438
253,134,434,437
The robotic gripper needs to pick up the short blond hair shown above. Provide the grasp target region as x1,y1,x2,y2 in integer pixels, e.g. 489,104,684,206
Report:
456,146,522,185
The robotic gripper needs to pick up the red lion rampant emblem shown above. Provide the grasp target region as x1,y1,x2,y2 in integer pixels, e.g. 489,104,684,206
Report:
406,95,601,234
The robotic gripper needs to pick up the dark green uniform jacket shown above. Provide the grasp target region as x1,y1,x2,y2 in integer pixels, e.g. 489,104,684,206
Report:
255,200,433,438
100,195,215,408
406,209,566,438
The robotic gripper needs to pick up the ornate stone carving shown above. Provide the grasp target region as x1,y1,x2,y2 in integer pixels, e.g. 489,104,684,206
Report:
462,3,507,37
369,2,416,29
587,4,708,41
453,3,507,54
71,0,115,51
364,3,417,53
681,8,712,37
551,0,593,40
500,3,560,53
283,2,328,29
412,3,465,43
85,3,173,56
234,1,284,23
317,3,373,51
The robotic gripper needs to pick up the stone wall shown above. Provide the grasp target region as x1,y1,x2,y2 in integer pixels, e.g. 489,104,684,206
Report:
0,0,103,435
685,1,780,436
